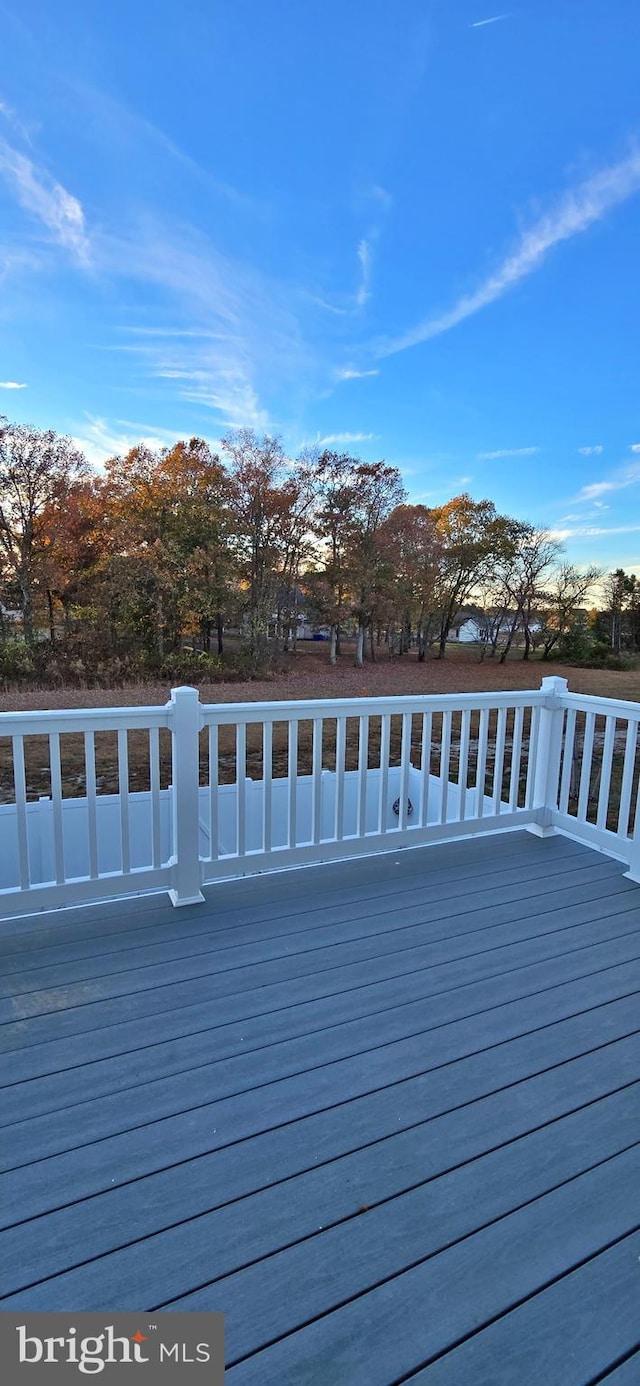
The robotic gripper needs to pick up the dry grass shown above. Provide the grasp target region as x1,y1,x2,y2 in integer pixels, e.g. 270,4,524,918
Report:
1,644,637,803
1,641,639,713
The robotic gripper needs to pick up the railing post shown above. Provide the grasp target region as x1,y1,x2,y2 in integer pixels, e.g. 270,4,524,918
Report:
168,686,205,907
624,799,640,883
526,676,569,838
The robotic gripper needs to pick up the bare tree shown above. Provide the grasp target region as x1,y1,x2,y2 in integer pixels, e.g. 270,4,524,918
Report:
539,562,603,659
496,526,562,663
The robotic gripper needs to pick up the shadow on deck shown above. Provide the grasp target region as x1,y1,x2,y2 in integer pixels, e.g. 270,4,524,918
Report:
1,831,640,1384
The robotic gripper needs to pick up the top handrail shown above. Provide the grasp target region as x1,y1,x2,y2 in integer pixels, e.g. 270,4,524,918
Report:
0,705,171,736
0,681,638,737
560,689,640,719
199,688,547,721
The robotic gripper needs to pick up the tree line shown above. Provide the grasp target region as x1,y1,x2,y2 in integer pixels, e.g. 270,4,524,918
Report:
0,414,630,685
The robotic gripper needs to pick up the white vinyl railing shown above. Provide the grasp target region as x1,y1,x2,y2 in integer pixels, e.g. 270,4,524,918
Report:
0,676,638,918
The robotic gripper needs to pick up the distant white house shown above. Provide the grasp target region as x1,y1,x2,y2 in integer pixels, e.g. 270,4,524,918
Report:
450,614,542,644
0,603,21,624
451,617,491,643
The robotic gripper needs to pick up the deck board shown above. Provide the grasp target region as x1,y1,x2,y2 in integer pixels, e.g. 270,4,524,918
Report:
1,831,639,1384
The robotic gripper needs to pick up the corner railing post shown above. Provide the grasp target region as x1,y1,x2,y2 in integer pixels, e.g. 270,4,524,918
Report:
526,676,569,838
168,686,205,907
624,804,640,884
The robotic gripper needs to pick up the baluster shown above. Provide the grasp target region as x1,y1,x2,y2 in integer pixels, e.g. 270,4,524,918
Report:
12,734,30,890
419,711,432,827
508,706,524,811
49,731,65,884
558,707,576,815
311,717,322,844
458,709,471,821
577,711,596,821
439,711,452,823
85,731,99,878
378,714,391,833
208,723,219,861
117,728,130,875
335,716,346,840
288,719,298,847
236,722,247,857
524,706,541,809
263,720,273,853
357,714,368,837
475,708,489,818
618,720,638,837
398,711,412,830
492,707,507,814
596,716,616,831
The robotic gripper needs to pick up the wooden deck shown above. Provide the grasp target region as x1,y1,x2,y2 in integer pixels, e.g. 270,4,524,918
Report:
1,830,640,1383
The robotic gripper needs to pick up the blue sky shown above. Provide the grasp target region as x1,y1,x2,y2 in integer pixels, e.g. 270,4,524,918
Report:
1,0,640,574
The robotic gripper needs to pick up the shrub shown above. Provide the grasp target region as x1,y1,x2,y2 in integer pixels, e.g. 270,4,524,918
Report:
0,639,36,684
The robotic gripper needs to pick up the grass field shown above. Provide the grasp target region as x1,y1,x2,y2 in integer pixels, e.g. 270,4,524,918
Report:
1,644,637,804
1,641,639,713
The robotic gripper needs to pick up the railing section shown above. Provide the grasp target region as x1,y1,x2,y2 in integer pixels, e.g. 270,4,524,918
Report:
550,688,640,873
0,704,173,913
199,689,542,882
1,677,639,917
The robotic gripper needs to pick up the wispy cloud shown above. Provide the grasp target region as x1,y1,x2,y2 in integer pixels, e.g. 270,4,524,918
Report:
578,444,604,455
378,145,640,356
0,380,27,389
577,461,640,501
368,184,393,211
550,523,640,540
472,14,510,27
315,431,376,446
70,414,218,467
0,137,89,261
0,97,34,144
101,213,317,429
336,366,380,381
477,446,540,459
356,237,373,309
630,442,640,453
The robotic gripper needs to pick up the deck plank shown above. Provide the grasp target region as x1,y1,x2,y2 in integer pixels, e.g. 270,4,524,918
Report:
2,1003,639,1296
3,898,638,1119
0,834,590,970
2,960,640,1227
1,834,639,1384
406,1234,640,1386
223,1146,640,1383
1,858,621,1017
4,933,640,1171
0,832,589,949
0,873,633,1053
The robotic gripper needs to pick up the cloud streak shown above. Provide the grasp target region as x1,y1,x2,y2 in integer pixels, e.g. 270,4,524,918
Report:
337,366,380,381
477,446,540,459
378,145,640,356
550,523,640,540
70,414,219,467
315,431,376,446
0,380,27,389
578,445,604,455
577,462,640,501
0,138,89,261
472,15,510,27
356,237,373,308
